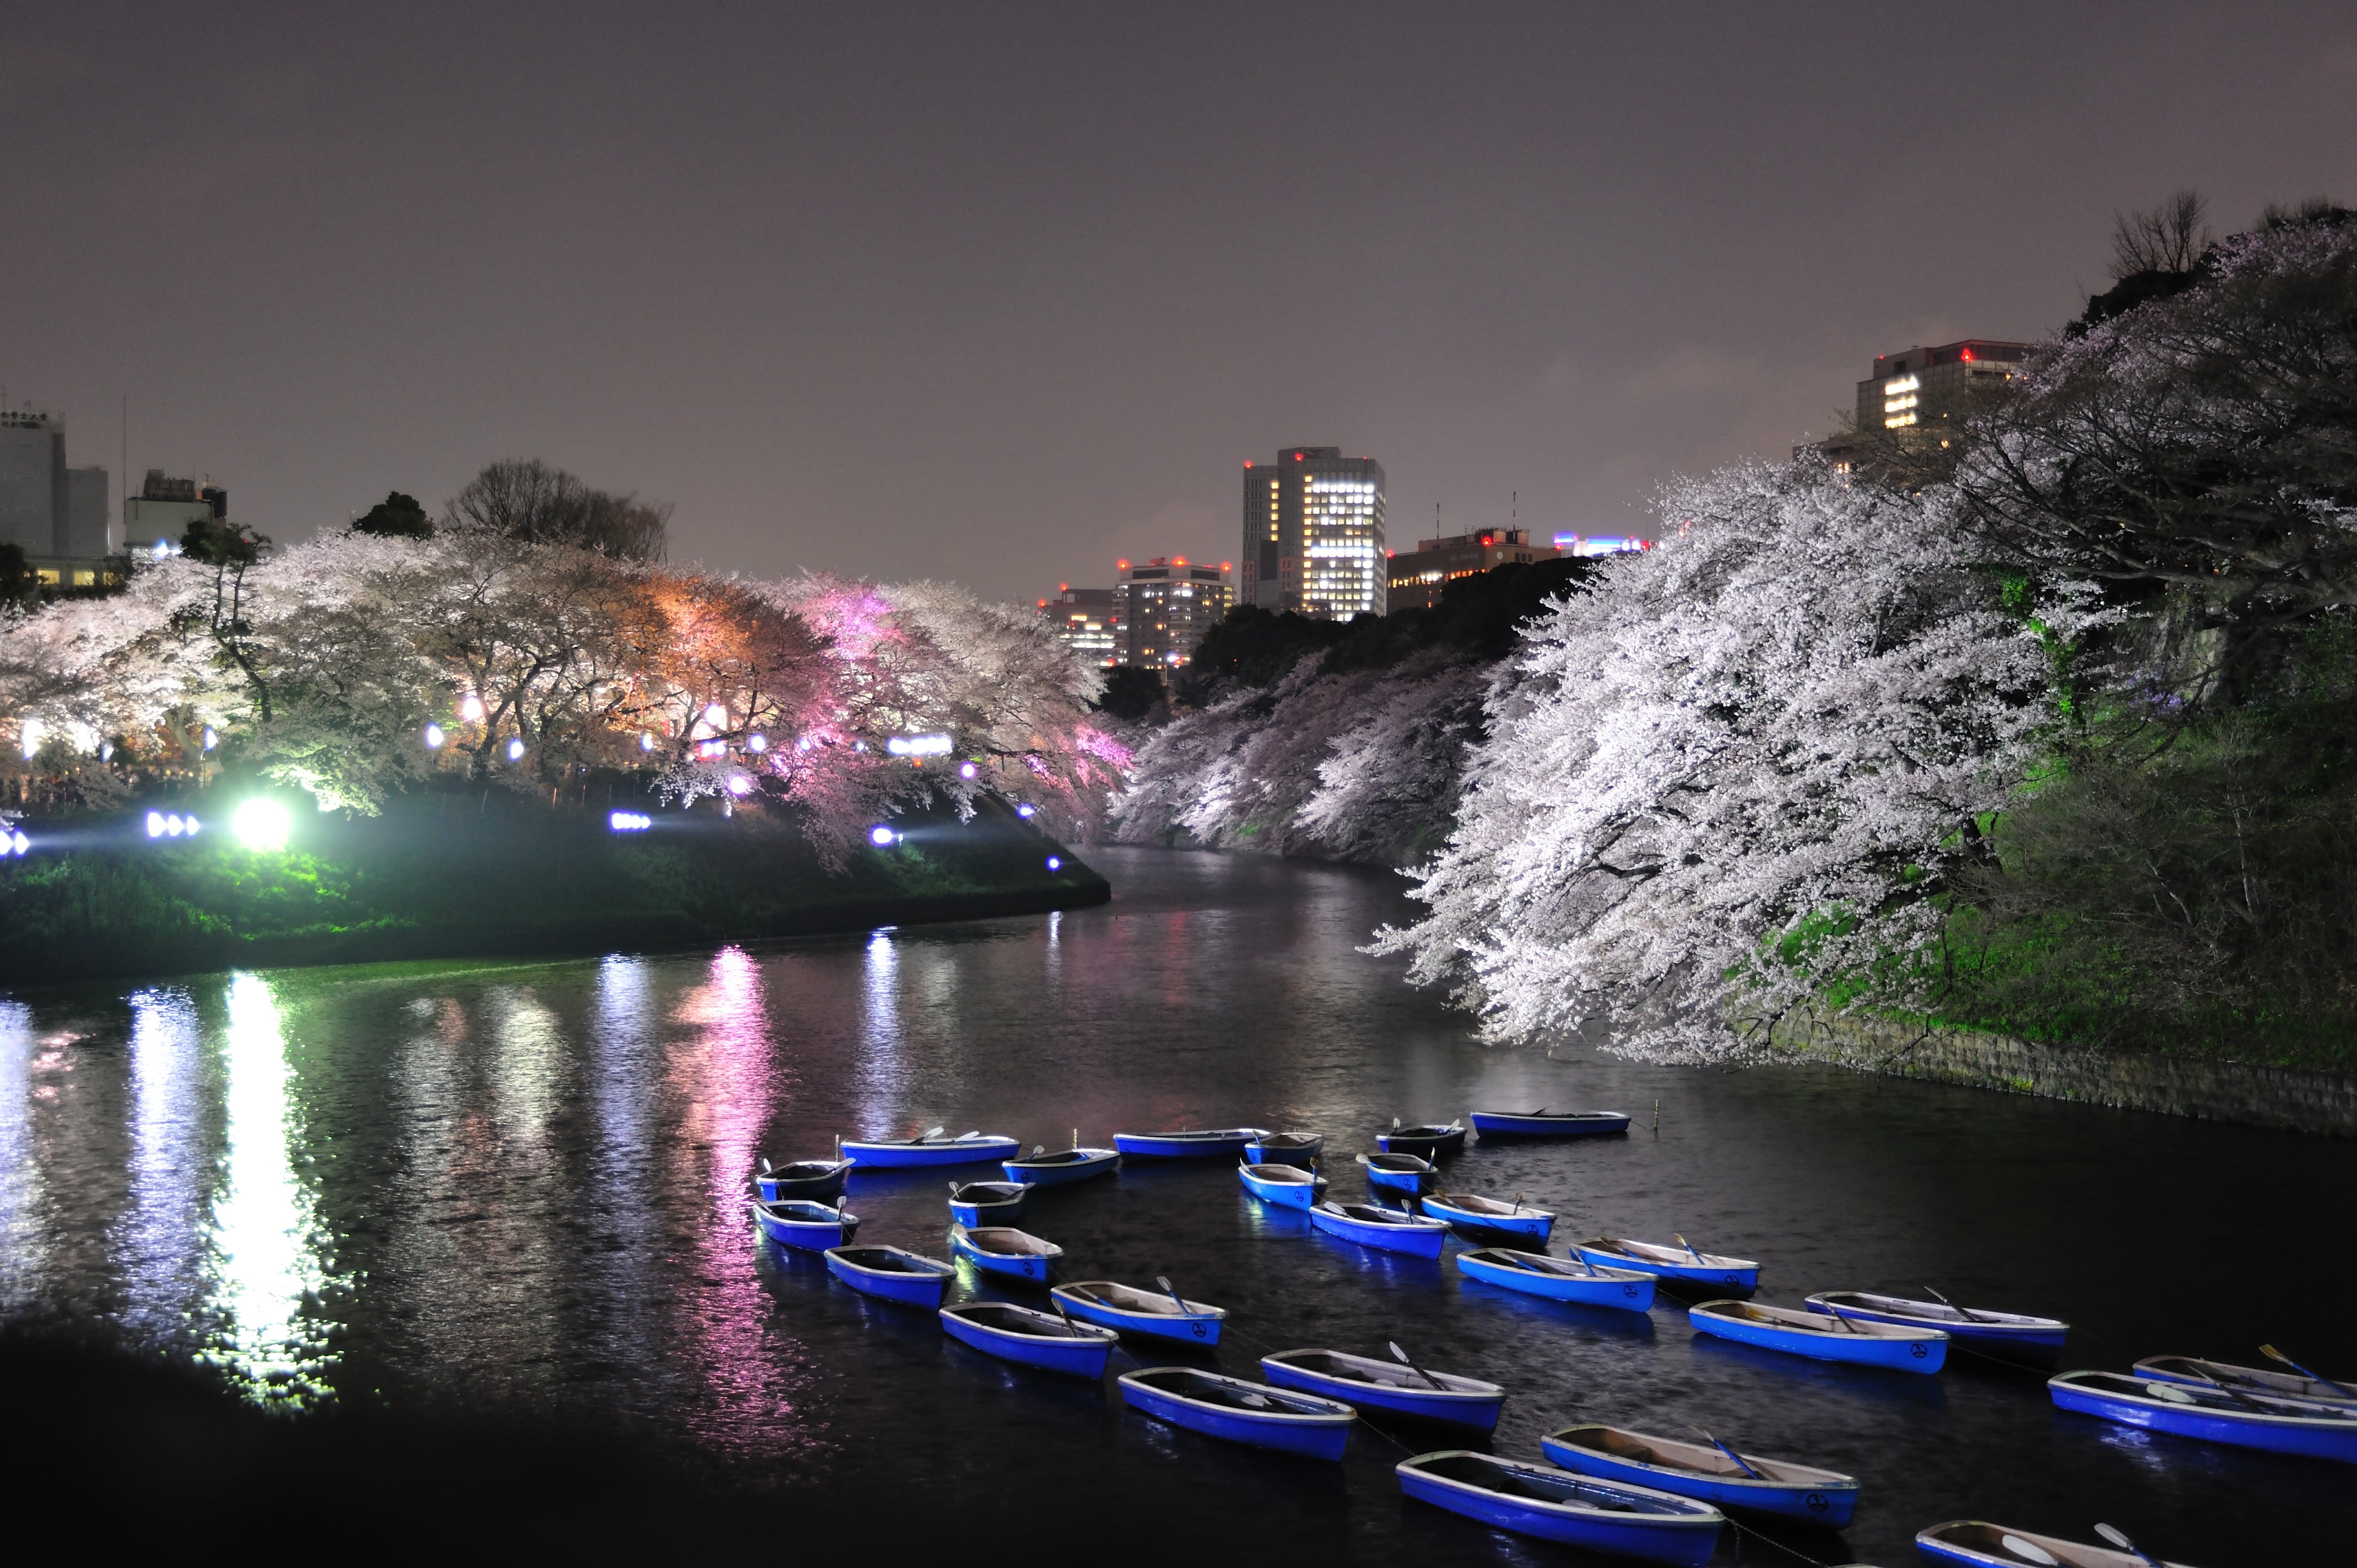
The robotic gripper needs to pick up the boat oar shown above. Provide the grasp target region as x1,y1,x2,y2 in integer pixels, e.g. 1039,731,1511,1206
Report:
2180,1360,2273,1413
1510,1192,1524,1215
759,1156,772,1175
918,1124,946,1142
1923,1285,1994,1324
2093,1524,2166,1567
1687,1425,1766,1481
1388,1340,1449,1391
1155,1275,1189,1317
2261,1343,2357,1400
1674,1232,1706,1264
1071,1127,1079,1150
1048,1292,1082,1339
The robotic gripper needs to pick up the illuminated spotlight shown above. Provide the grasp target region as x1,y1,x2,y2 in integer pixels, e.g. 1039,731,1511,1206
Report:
884,733,953,757
959,761,977,780
7,831,26,855
640,733,656,752
147,811,166,838
868,824,897,848
609,811,652,832
1046,856,1062,871
165,813,186,837
727,775,753,797
459,694,485,723
231,798,292,852
1015,804,1036,819
202,727,218,751
185,816,202,835
704,703,728,728
507,738,526,761
747,733,767,754
424,723,445,749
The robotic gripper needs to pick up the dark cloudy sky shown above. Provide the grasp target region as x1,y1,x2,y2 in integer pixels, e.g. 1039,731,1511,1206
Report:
4,3,2350,601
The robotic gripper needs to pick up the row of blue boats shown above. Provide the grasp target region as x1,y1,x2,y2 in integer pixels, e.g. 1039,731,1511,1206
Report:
748,1115,2348,1565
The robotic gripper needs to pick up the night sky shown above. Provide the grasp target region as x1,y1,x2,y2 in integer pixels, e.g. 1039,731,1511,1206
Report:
3,4,2350,601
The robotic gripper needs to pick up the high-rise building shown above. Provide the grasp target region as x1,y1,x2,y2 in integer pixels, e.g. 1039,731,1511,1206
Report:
1385,527,1562,612
1855,339,2031,433
123,470,228,556
1038,585,1121,667
1241,446,1386,619
1,409,116,585
1115,557,1232,669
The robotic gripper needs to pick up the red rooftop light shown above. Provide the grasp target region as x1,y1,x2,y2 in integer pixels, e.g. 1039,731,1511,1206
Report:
1961,348,1975,360
1219,560,1231,571
1059,582,1069,591
1116,559,1129,569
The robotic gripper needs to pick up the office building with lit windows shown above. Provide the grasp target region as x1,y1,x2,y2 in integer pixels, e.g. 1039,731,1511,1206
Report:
1115,557,1231,669
1855,339,2031,432
1385,528,1561,612
1241,446,1386,620
1038,585,1120,667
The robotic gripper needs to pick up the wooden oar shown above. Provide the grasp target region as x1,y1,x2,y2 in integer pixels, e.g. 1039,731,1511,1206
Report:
1388,1340,1449,1391
2093,1523,2166,1567
1688,1425,1766,1481
1155,1275,1189,1317
2181,1360,2274,1414
2262,1343,2357,1400
1071,1127,1079,1150
1674,1233,1706,1264
1923,1285,1995,1324
1510,1192,1524,1215
1048,1292,1082,1338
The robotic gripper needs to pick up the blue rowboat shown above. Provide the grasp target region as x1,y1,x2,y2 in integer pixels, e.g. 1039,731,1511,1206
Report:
1260,1348,1505,1431
2047,1369,2357,1463
1689,1299,1947,1373
1419,1190,1556,1242
1239,1161,1328,1210
1000,1145,1120,1185
1376,1120,1466,1158
1396,1451,1725,1566
1805,1290,2068,1359
754,1157,855,1201
1309,1200,1449,1260
1539,1423,1859,1528
947,1224,1063,1282
1917,1519,2200,1567
939,1301,1117,1379
1113,1127,1269,1159
947,1180,1032,1226
1050,1280,1227,1347
1244,1131,1324,1167
1574,1235,1761,1296
1466,1109,1631,1139
2131,1355,2357,1407
1358,1152,1438,1198
1456,1247,1656,1312
1118,1366,1356,1460
750,1198,858,1251
825,1245,956,1307
839,1131,1020,1168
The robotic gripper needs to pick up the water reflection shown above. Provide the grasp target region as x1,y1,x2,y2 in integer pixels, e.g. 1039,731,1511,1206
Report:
0,1002,38,1311
856,929,902,1134
202,973,339,1404
111,989,209,1352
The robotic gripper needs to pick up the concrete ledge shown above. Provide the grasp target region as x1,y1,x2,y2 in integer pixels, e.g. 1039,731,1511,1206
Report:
1757,1010,2357,1138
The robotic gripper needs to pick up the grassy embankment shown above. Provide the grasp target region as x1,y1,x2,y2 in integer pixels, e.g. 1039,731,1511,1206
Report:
0,788,1105,984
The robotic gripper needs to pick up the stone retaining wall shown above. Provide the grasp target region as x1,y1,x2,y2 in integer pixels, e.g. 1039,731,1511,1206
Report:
1759,1012,2357,1138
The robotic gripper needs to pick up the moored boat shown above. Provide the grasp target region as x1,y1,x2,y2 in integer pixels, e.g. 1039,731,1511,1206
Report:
939,1301,1117,1378
947,1224,1063,1281
1395,1450,1725,1566
1050,1280,1227,1346
1260,1348,1505,1430
754,1157,855,1201
1419,1189,1555,1242
1466,1108,1631,1139
839,1131,1021,1168
2046,1369,2357,1463
2130,1354,2357,1407
1239,1161,1329,1209
1376,1120,1467,1158
1000,1144,1120,1185
1358,1151,1439,1198
1456,1247,1656,1312
1112,1127,1269,1159
1805,1290,2067,1358
1118,1366,1356,1460
1916,1519,2202,1567
1309,1200,1449,1260
946,1180,1032,1226
824,1244,956,1307
749,1197,858,1251
1689,1299,1947,1372
1539,1423,1859,1527
1244,1131,1324,1167
1573,1235,1761,1296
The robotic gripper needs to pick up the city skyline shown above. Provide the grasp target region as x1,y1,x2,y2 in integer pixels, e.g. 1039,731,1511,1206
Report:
2,5,2349,606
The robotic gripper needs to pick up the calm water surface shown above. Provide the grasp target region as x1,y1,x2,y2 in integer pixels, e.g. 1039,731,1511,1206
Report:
2,847,2347,1564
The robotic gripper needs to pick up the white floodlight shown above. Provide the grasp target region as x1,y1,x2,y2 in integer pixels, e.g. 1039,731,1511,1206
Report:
231,798,292,852
868,824,896,847
747,733,767,754
507,738,526,761
424,723,445,749
1046,856,1062,871
459,694,486,723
